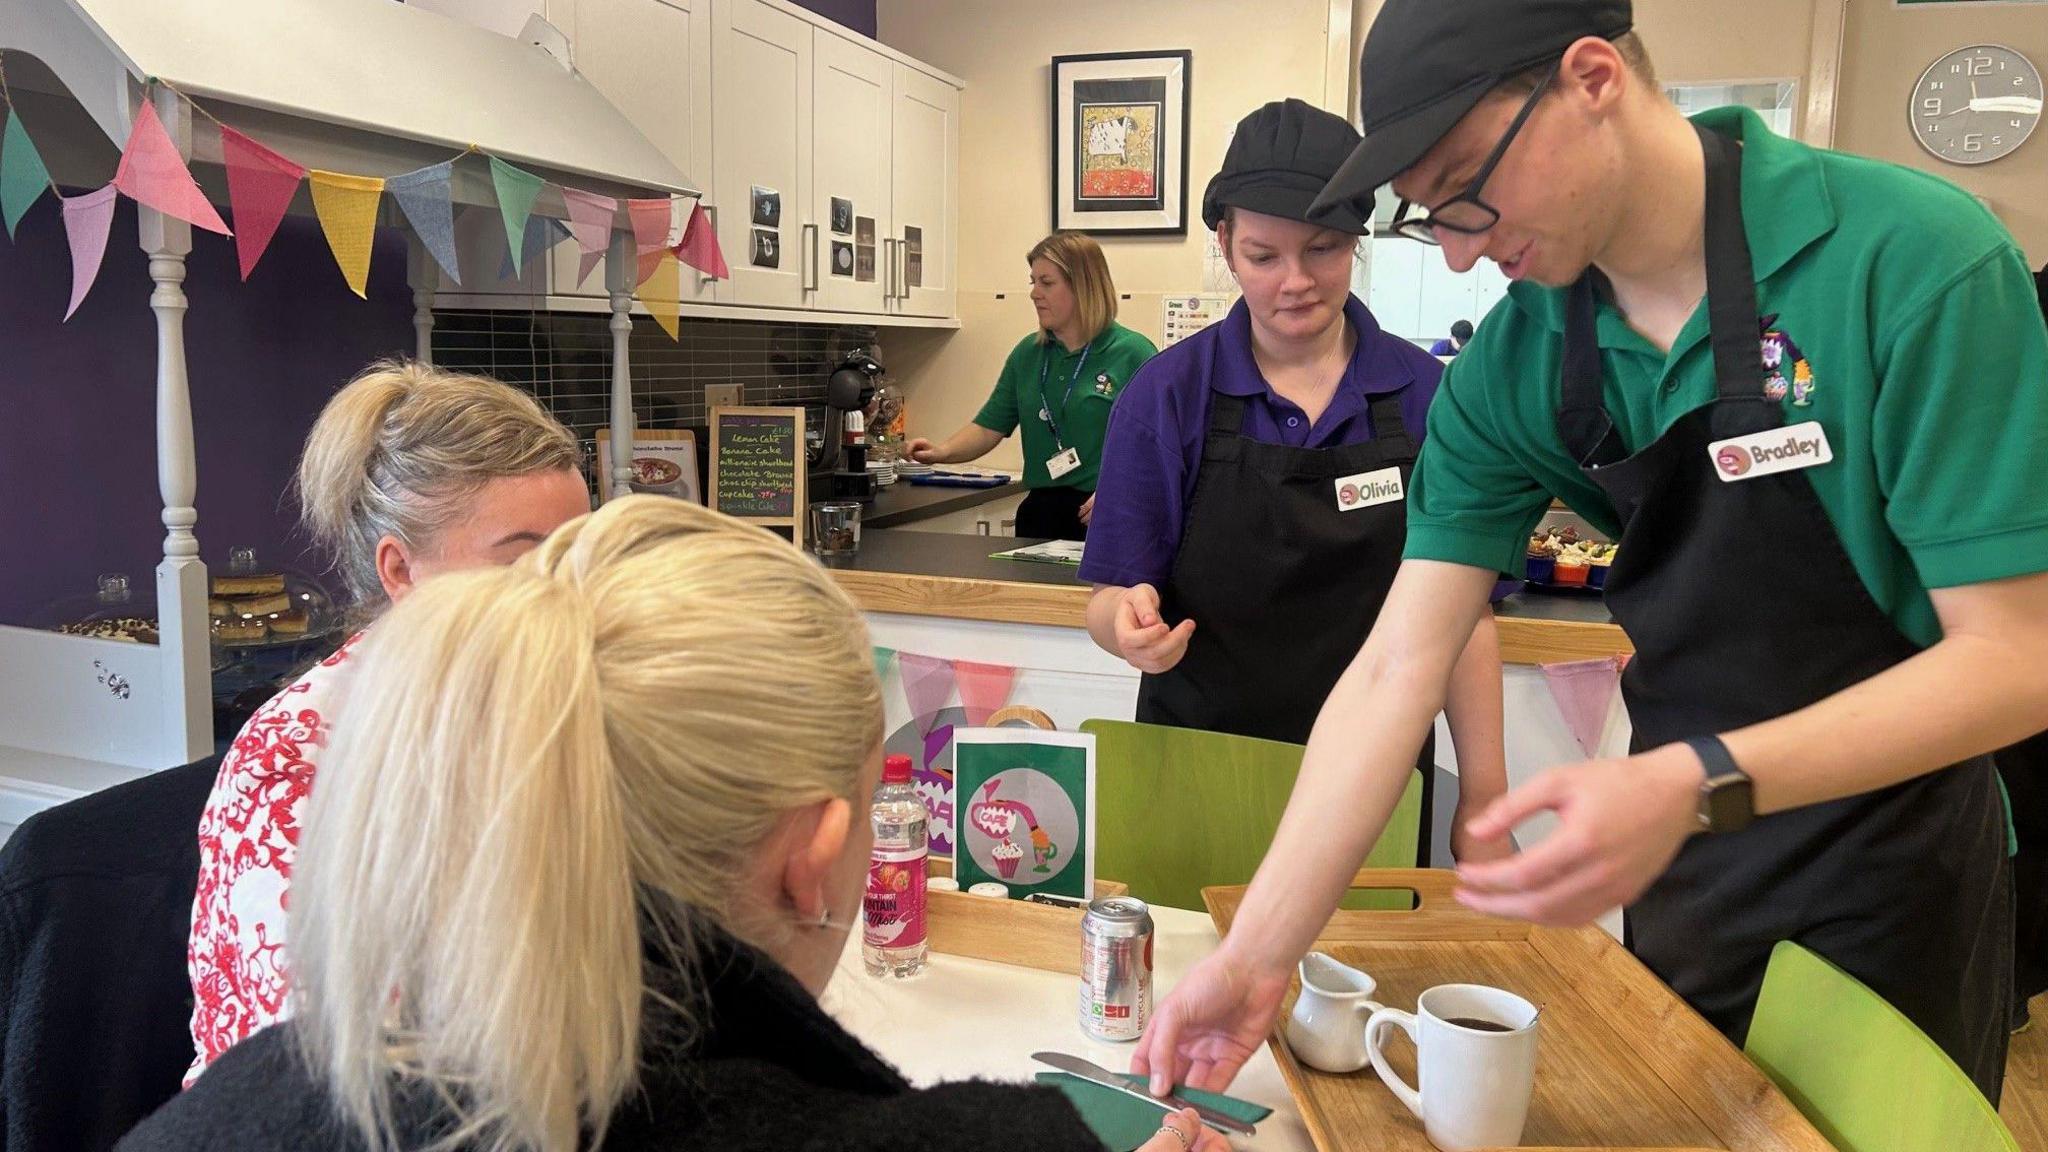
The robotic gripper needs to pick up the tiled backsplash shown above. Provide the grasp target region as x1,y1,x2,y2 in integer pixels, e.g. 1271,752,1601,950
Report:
431,310,878,477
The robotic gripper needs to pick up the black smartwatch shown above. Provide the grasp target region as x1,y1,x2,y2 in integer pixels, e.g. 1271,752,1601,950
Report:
1683,735,1754,834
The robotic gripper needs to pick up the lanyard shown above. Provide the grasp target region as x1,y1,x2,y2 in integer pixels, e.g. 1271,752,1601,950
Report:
1036,336,1095,449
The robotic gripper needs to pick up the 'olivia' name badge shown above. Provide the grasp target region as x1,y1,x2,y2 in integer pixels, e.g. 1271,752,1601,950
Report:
1334,466,1404,512
1708,421,1833,482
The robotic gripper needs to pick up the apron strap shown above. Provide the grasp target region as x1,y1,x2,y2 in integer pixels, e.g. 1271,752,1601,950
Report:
1696,123,1765,403
1209,391,1248,437
1558,274,1623,467
1366,394,1418,457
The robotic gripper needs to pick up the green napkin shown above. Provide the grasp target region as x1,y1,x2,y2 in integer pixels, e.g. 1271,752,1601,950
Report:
1034,1071,1272,1150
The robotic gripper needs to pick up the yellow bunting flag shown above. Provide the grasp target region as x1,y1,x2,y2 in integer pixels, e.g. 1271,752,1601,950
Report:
308,170,385,298
638,250,682,341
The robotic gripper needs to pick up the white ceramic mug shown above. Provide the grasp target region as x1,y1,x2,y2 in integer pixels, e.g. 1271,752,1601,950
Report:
1284,952,1386,1073
1365,984,1540,1151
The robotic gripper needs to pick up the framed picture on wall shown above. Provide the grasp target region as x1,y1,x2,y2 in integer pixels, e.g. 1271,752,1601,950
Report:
1051,50,1192,236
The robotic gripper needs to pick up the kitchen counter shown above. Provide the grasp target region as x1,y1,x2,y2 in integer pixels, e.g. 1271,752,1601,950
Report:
825,530,1630,665
858,478,1025,530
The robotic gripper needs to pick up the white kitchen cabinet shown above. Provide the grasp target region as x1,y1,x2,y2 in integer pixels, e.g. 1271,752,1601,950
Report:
809,28,893,313
549,0,718,303
887,62,957,319
714,0,813,308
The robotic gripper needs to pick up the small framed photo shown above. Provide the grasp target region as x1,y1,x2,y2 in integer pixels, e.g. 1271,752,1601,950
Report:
831,240,855,277
855,215,877,246
830,197,854,235
854,244,876,283
751,228,780,269
1052,50,1193,236
750,186,781,228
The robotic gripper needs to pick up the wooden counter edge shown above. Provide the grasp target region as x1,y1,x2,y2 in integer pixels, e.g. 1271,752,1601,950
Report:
832,570,1634,664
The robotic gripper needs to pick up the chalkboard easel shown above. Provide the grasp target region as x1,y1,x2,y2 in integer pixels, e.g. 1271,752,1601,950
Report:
709,406,807,536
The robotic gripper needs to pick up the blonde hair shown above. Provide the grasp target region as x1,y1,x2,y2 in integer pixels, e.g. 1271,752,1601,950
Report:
290,496,882,1152
1028,231,1119,346
295,359,581,611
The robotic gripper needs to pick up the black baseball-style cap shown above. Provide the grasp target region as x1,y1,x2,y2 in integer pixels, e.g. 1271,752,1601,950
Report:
1202,98,1370,235
1309,0,1633,224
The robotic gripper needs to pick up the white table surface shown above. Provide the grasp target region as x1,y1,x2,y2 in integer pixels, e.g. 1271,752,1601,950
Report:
822,903,1316,1152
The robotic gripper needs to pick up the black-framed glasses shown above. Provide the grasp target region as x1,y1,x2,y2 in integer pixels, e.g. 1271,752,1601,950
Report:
1391,66,1558,246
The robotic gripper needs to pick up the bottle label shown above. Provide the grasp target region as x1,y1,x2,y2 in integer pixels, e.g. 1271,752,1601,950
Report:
863,844,928,950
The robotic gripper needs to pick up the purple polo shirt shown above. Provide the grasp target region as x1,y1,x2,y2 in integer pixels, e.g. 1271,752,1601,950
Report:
1080,295,1446,589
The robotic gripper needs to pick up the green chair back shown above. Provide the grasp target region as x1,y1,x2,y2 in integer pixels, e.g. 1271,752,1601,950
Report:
1745,941,2020,1152
1080,718,1422,913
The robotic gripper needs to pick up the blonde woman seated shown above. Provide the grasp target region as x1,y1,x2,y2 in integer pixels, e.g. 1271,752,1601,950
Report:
128,497,1219,1152
185,361,589,1083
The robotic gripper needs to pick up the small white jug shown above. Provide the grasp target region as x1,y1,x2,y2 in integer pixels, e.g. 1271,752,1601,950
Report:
1283,951,1385,1073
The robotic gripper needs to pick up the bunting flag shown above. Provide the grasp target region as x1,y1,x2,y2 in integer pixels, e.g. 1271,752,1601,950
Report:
497,214,569,281
308,170,384,299
559,186,617,289
674,199,728,280
873,646,897,685
897,652,958,741
1539,656,1624,758
487,156,544,276
954,661,1018,727
2,108,51,239
112,100,229,235
638,250,682,341
627,196,672,286
219,126,306,280
59,183,117,321
385,160,460,285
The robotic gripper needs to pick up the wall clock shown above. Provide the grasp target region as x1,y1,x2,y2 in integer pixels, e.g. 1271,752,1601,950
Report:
1910,44,2042,165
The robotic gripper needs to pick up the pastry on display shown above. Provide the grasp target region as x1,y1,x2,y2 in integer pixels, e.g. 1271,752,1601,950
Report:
269,610,312,636
213,617,269,645
57,617,160,645
1526,527,1617,588
211,572,286,597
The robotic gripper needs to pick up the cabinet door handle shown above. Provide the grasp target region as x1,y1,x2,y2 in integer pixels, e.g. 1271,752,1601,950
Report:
802,222,819,292
883,238,897,301
897,234,911,300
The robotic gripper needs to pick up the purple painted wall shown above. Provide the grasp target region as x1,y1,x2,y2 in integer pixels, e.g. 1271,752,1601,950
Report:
0,194,413,627
793,0,875,39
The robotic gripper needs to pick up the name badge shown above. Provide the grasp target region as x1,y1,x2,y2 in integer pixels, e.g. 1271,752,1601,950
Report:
1334,466,1405,512
1708,421,1834,482
1046,447,1083,479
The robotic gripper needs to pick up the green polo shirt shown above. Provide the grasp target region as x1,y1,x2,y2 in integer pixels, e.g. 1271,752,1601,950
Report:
974,321,1158,490
1406,106,2048,651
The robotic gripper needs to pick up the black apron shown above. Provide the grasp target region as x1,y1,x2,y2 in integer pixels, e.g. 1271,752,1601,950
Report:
1557,124,2012,1097
1015,485,1089,541
1137,390,1435,864
1994,731,2048,1014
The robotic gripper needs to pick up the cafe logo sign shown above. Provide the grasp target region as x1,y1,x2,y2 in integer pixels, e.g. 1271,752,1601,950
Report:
1708,422,1834,483
1334,466,1405,511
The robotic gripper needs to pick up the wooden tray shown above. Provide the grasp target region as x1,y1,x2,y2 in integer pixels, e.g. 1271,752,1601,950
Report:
925,856,1126,976
1204,869,1833,1152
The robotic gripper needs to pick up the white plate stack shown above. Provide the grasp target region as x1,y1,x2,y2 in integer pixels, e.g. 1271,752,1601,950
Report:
894,460,935,479
866,458,898,487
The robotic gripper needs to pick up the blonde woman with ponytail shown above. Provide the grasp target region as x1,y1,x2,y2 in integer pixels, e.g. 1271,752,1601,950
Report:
128,497,1221,1152
184,360,588,1084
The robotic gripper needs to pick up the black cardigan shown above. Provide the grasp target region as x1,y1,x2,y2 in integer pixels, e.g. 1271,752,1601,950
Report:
117,932,1107,1151
0,756,221,1152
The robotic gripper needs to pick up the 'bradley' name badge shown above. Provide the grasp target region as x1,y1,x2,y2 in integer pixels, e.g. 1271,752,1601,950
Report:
1708,421,1833,482
1334,466,1405,512
1046,447,1083,479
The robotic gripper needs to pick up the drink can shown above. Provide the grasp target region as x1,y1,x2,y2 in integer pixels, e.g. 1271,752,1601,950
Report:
1079,897,1154,1041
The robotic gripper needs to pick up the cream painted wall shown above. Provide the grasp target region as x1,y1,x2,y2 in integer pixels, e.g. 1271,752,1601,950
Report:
875,0,1338,470
1835,0,2047,262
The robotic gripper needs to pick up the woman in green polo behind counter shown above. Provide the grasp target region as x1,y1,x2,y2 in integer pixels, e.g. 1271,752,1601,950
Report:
907,231,1156,540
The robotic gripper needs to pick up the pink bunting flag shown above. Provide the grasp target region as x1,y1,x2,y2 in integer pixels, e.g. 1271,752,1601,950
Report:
112,101,230,235
674,199,728,280
954,661,1018,728
897,652,957,740
1540,656,1624,759
218,126,305,280
559,186,617,289
627,197,673,285
59,183,118,321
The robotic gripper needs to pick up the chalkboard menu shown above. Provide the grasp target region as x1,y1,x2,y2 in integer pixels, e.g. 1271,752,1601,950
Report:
710,407,806,528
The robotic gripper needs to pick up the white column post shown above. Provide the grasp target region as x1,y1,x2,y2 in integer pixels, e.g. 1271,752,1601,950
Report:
407,236,437,363
141,85,212,764
605,228,636,503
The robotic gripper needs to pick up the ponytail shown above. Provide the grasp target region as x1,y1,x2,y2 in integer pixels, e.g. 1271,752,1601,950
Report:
293,566,640,1152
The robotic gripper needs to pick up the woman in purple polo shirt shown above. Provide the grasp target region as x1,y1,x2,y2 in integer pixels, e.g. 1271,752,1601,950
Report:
1079,99,1509,864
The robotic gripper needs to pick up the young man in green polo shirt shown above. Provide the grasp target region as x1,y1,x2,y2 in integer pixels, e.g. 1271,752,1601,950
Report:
1135,0,2048,1105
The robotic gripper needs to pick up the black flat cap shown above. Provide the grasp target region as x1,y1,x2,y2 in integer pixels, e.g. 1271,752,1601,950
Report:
1202,98,1370,235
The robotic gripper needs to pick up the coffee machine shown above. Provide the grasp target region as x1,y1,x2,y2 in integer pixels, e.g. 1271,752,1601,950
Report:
810,349,884,501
